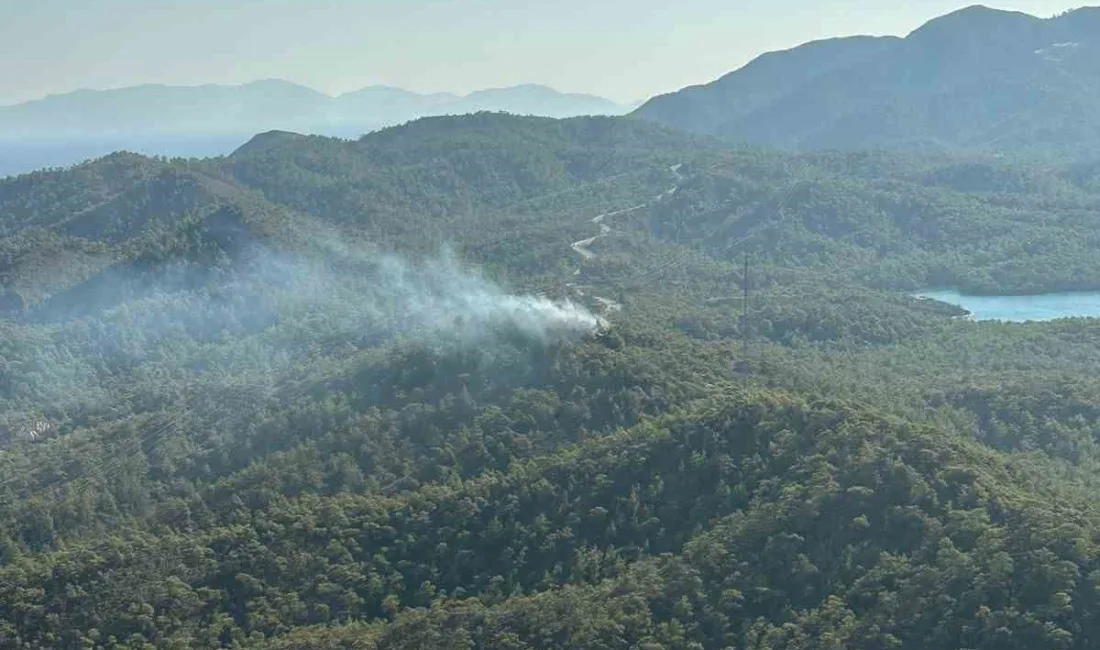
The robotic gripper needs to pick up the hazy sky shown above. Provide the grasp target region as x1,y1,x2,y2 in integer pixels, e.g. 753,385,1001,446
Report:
0,0,1077,105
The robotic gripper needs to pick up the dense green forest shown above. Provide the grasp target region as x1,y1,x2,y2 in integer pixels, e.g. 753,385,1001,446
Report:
4,113,1100,648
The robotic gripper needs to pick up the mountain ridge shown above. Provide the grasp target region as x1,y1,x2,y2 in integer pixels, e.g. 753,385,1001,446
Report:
634,4,1100,158
0,80,631,177
0,80,629,135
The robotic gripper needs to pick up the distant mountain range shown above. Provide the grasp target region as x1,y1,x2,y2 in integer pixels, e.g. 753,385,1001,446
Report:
7,3,1100,177
0,80,630,138
0,81,630,176
634,5,1100,158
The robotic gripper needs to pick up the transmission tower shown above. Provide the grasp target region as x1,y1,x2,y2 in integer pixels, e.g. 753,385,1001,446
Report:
741,253,750,357
732,252,753,378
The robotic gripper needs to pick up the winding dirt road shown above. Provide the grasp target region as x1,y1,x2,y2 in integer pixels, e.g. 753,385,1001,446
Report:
566,164,685,314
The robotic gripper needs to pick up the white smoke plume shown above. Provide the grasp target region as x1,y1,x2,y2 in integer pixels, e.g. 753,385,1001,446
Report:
366,251,604,343
0,219,612,441
253,219,606,346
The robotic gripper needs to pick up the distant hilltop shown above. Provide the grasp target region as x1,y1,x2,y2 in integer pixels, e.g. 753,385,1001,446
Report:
634,5,1100,159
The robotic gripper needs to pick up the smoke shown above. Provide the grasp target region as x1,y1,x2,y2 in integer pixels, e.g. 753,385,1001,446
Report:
0,215,607,427
32,222,605,347
249,217,606,347
363,251,604,344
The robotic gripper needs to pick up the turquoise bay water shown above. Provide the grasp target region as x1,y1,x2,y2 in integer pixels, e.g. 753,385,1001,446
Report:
916,289,1100,322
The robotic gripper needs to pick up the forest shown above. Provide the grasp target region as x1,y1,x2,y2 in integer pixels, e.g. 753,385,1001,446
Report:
3,113,1100,648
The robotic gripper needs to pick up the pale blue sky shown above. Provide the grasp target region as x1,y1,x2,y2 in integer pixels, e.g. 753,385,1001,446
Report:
0,0,1077,105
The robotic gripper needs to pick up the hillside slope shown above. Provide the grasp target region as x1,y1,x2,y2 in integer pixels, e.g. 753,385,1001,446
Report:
5,114,1100,648
635,6,1100,158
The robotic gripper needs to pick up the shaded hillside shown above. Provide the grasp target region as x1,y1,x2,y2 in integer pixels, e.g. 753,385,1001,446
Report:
6,388,1100,650
634,35,899,135
635,6,1100,158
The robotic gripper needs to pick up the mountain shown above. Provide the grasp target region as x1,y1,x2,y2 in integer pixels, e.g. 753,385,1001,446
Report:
634,35,901,136
7,113,1100,648
0,80,334,138
0,80,629,139
331,84,625,124
0,81,630,177
450,84,627,118
634,5,1100,158
333,85,459,125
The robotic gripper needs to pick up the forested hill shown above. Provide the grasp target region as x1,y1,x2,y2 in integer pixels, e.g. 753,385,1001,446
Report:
5,113,1100,318
5,113,1100,648
634,5,1100,159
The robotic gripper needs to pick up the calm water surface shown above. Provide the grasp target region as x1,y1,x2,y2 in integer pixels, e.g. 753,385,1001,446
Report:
916,289,1100,322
